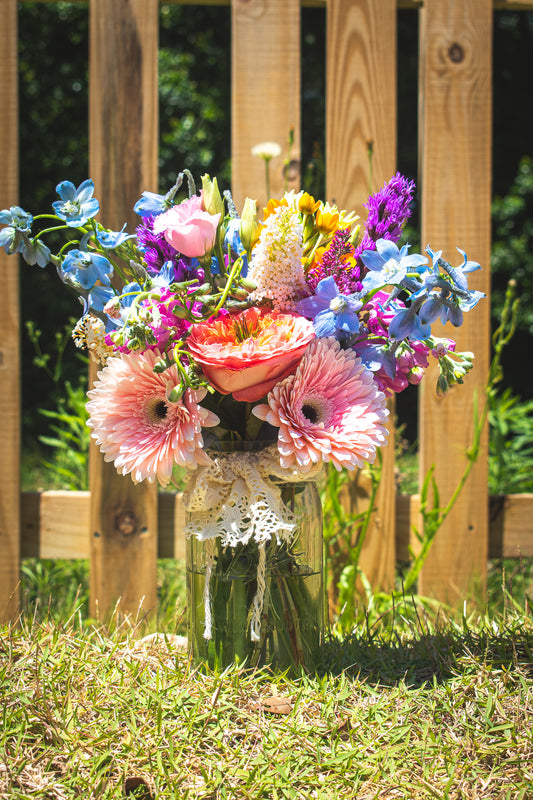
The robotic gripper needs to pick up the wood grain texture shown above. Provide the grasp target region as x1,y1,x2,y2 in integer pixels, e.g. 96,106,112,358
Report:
89,0,160,621
21,1,533,7
231,0,301,211
20,492,186,561
358,402,397,592
19,490,533,563
0,0,20,623
418,0,492,604
326,0,397,594
90,0,159,232
326,0,396,215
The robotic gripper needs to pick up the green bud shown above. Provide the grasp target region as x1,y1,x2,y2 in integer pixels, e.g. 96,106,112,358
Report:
189,283,213,296
201,174,225,218
225,299,252,311
153,358,170,374
170,280,197,291
349,223,362,247
240,198,261,253
436,374,449,397
127,259,148,282
239,277,257,292
230,287,250,300
170,303,191,319
167,383,185,403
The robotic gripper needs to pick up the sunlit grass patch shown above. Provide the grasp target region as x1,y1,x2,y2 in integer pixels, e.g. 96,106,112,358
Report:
1,602,532,799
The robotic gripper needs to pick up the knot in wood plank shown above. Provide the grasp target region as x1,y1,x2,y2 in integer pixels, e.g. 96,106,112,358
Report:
116,511,138,536
448,42,465,63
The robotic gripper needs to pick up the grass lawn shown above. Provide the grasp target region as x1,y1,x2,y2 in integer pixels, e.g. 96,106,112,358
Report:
1,583,532,799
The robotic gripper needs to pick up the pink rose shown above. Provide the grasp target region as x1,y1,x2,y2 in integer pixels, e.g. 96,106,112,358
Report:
186,306,316,402
153,193,221,258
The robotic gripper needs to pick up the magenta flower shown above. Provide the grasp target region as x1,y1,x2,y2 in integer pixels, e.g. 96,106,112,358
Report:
307,227,364,295
252,337,389,472
353,291,430,395
153,194,220,258
86,349,219,485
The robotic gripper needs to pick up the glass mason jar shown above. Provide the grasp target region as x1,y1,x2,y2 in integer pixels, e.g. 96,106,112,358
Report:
186,444,324,673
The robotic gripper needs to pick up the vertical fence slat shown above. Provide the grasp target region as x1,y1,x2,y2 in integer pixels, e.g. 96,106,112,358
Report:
418,0,492,603
326,0,398,597
88,0,160,621
0,0,20,623
231,0,301,210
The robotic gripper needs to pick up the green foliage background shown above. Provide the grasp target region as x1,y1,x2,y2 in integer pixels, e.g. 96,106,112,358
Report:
16,2,533,454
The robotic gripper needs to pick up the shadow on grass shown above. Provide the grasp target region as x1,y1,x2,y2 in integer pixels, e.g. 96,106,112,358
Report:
319,621,533,687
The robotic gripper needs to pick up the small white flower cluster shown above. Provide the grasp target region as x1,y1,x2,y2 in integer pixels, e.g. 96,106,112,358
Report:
72,315,113,366
247,204,308,311
251,141,282,160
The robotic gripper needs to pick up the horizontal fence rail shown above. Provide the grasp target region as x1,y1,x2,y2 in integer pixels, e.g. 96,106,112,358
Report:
2,0,533,623
19,491,533,564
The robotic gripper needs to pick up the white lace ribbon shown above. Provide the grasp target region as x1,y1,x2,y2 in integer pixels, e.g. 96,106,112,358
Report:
183,443,322,642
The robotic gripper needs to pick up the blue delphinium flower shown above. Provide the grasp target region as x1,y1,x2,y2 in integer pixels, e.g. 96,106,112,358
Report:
297,276,362,338
134,191,170,218
21,238,51,268
0,205,32,233
0,206,33,253
83,285,116,316
388,295,432,341
361,238,428,293
224,217,248,276
52,180,100,227
354,339,398,379
60,249,113,290
96,224,135,249
0,206,51,266
224,218,244,254
148,260,175,290
116,281,142,310
418,246,485,328
134,174,184,218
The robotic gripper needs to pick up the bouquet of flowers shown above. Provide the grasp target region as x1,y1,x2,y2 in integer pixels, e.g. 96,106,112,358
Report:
1,168,483,668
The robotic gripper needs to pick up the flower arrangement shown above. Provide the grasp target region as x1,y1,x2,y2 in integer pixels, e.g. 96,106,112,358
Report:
1,168,483,668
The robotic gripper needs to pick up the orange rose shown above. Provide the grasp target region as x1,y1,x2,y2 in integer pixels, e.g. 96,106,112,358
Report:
187,307,315,402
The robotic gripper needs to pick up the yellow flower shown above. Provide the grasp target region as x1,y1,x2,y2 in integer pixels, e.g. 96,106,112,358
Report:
263,197,288,220
315,208,340,234
298,192,320,215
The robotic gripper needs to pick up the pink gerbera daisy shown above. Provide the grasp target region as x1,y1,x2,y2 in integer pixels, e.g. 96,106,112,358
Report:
86,349,219,485
252,338,389,472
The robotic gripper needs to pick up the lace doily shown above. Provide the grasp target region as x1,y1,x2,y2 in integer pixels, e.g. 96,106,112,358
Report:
183,443,321,547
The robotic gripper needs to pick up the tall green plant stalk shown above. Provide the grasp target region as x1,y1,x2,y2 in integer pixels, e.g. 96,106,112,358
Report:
327,280,519,630
403,280,519,594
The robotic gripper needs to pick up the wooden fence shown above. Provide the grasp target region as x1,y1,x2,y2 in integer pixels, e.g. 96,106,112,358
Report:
1,0,532,624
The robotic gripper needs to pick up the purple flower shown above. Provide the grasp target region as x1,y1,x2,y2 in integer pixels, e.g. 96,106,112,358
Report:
354,172,415,268
137,215,175,272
